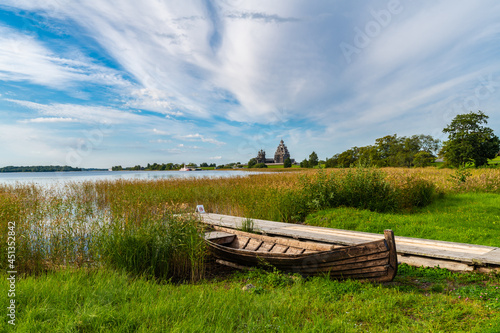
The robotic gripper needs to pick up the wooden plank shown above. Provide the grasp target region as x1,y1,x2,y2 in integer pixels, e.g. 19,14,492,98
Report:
398,255,474,272
215,259,254,271
204,231,235,244
245,239,264,251
258,242,275,252
383,229,398,282
475,248,500,265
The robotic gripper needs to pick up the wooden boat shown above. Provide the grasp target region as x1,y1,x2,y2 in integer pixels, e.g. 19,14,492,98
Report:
205,226,398,282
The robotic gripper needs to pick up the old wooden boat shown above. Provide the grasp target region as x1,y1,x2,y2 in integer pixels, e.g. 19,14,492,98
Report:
205,226,398,282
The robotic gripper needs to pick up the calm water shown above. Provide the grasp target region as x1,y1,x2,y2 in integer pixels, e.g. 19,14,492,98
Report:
0,170,263,186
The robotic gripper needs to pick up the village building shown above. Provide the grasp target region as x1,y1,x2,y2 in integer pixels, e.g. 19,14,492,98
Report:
256,140,294,164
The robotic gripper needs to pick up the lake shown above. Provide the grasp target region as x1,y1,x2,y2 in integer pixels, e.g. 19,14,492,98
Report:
0,170,263,186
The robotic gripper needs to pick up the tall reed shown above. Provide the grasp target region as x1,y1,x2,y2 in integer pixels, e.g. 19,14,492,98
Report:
2,167,497,277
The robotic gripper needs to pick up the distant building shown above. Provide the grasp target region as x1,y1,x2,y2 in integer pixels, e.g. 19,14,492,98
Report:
255,140,294,164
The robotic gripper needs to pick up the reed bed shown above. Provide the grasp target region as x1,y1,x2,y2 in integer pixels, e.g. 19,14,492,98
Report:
1,167,499,277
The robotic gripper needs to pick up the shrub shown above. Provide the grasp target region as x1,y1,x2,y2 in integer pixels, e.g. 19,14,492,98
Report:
397,177,436,210
297,168,436,214
336,168,397,212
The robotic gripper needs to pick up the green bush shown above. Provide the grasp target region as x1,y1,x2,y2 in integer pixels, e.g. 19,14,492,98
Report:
398,177,437,210
297,168,436,214
337,168,397,212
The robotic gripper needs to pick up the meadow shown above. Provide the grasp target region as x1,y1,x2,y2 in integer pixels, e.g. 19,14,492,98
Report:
1,166,500,331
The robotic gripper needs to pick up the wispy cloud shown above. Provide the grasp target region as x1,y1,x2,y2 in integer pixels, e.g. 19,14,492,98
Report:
226,12,300,23
179,133,225,146
20,117,78,123
6,99,144,125
0,24,130,90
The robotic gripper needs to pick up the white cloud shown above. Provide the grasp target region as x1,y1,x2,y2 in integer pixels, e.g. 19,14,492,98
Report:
209,156,222,160
0,123,68,164
7,99,144,125
152,128,170,135
20,117,78,123
149,139,171,144
126,88,183,116
180,133,225,146
0,24,130,90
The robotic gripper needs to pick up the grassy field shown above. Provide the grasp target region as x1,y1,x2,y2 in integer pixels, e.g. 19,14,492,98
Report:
305,192,500,247
1,167,500,331
2,265,499,332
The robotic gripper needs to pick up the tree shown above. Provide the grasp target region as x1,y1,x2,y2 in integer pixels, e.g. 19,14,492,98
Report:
413,151,435,167
247,158,257,168
440,111,500,168
325,154,339,168
308,151,319,168
300,159,309,168
283,158,292,168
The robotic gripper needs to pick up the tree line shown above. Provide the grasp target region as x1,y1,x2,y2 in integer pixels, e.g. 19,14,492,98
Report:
325,134,439,168
0,165,83,173
112,162,220,171
302,111,499,169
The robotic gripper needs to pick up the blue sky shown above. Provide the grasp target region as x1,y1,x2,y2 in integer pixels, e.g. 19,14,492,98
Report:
0,0,499,168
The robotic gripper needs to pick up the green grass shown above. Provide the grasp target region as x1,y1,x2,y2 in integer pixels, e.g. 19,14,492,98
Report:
305,192,500,247
3,266,499,332
2,169,500,331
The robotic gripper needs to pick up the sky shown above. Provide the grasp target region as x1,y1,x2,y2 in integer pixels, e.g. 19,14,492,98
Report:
0,0,499,168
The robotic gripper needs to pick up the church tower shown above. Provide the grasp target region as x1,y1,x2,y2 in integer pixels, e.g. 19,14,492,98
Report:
256,149,266,164
274,140,290,163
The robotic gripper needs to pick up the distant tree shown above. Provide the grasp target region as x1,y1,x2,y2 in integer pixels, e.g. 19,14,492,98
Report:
440,111,500,168
283,158,292,168
413,151,435,167
247,158,257,168
111,165,123,171
300,159,309,168
357,145,378,167
414,134,441,155
254,163,268,168
325,155,339,168
336,148,358,168
308,151,319,168
200,162,209,168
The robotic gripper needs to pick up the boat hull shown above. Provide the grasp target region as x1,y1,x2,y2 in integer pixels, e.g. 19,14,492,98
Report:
206,228,397,282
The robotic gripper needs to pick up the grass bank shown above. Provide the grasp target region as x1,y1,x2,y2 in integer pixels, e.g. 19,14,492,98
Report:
2,266,499,332
305,192,500,247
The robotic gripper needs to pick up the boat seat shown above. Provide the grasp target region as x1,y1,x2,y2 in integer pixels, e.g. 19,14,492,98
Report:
205,231,236,245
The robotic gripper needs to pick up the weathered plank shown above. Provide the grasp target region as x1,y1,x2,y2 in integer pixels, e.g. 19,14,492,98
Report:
204,231,235,244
